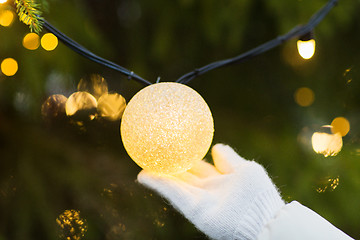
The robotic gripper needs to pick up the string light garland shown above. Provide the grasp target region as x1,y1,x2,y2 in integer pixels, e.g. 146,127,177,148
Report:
33,0,337,86
41,19,152,86
175,0,337,84
5,0,337,84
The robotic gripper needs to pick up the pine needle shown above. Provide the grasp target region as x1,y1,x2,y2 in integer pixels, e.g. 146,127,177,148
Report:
15,0,44,33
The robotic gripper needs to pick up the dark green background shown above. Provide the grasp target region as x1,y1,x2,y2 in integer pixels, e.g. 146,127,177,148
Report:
1,0,360,239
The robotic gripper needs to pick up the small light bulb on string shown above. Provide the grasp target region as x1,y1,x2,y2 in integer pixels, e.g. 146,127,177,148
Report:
312,125,342,157
297,32,316,60
121,82,214,175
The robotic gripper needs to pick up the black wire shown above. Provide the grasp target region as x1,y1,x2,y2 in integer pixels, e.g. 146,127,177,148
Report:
41,19,152,86
38,0,337,87
176,0,338,84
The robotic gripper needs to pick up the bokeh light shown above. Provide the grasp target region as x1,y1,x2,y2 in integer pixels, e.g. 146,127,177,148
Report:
77,74,108,99
312,125,342,157
65,91,97,117
294,87,315,107
41,33,58,51
121,82,214,175
97,93,126,121
297,39,316,59
1,58,18,76
316,176,340,193
41,94,68,120
22,32,40,50
56,209,87,240
0,0,8,4
331,117,350,137
0,9,14,27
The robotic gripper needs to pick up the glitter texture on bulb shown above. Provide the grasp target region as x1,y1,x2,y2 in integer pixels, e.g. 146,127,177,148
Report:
121,82,214,175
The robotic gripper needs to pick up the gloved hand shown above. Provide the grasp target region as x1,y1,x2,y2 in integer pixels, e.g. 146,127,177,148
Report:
137,144,285,240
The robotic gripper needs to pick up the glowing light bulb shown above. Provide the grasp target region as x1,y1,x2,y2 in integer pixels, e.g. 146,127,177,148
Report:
121,82,214,175
312,125,342,157
1,58,18,76
297,39,316,59
41,33,58,51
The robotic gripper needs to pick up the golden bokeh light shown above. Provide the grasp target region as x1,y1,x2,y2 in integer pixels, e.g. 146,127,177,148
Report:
56,209,87,240
65,91,97,117
77,74,108,99
41,94,68,120
331,117,350,137
97,93,126,121
316,176,340,193
106,223,127,239
41,33,58,51
1,58,18,76
312,126,342,157
121,82,214,175
0,0,8,4
22,32,40,50
0,9,14,27
297,39,316,60
294,87,315,107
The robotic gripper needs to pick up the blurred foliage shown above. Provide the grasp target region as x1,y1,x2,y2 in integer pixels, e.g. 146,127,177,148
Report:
1,0,360,239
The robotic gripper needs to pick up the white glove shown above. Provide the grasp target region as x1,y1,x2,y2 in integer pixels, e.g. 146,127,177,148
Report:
257,201,354,240
137,144,285,240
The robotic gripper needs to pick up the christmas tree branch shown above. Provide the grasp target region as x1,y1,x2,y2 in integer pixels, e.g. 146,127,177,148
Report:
175,0,338,84
15,0,44,33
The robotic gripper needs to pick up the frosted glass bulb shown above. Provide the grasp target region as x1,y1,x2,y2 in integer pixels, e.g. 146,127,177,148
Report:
121,82,214,175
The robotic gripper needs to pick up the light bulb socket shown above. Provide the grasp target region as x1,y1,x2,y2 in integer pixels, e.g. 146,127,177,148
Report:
299,31,315,41
318,125,333,134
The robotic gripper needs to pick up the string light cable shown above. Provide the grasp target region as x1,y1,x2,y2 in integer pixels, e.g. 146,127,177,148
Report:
5,0,151,85
8,0,338,86
41,19,152,86
176,0,338,84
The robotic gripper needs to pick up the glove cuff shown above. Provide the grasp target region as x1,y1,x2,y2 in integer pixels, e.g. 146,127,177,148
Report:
234,187,285,240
